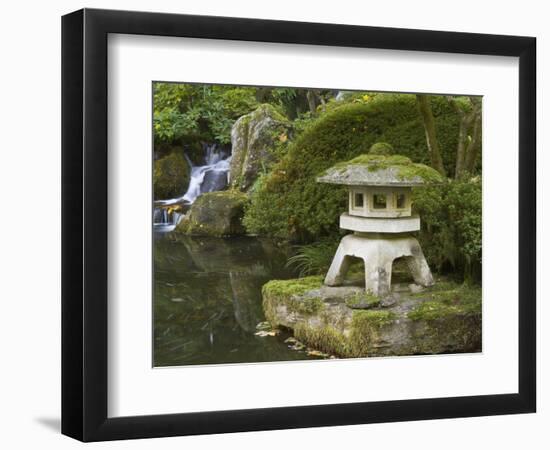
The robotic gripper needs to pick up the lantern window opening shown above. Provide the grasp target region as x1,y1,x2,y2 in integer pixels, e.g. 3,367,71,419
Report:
371,193,387,210
395,192,407,210
353,191,365,209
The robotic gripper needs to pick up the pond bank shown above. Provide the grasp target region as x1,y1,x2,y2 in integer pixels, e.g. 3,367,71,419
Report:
262,276,481,358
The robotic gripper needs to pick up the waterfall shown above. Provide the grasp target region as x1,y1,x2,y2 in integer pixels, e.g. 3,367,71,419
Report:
154,143,232,232
182,144,231,203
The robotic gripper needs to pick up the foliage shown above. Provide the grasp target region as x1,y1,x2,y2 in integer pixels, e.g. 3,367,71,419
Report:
244,94,466,242
153,83,259,145
153,152,190,199
257,88,335,119
152,84,482,284
286,238,340,276
413,178,482,282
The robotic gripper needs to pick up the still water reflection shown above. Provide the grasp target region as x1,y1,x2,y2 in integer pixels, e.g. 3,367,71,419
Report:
154,235,319,366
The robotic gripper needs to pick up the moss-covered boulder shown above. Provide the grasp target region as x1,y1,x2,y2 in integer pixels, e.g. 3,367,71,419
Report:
153,151,190,200
262,277,481,358
176,191,248,237
229,104,291,191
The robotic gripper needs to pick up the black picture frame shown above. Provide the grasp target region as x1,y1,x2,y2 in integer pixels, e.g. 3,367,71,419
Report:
61,8,536,442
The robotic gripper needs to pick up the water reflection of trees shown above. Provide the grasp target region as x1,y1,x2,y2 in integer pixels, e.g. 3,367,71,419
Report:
153,235,297,365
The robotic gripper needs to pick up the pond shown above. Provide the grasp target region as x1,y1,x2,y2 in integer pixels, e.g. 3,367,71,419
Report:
154,234,321,366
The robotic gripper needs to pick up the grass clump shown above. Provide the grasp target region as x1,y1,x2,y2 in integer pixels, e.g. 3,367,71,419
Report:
285,238,339,276
293,310,397,359
294,324,349,357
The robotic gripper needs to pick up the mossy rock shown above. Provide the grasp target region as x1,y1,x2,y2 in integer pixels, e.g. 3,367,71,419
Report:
229,104,291,192
262,276,481,358
176,191,249,237
153,151,190,200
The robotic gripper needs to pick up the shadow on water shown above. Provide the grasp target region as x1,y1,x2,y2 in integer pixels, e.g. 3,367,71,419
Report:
154,234,319,367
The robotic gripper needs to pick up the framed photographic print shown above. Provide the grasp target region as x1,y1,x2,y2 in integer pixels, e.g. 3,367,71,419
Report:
61,8,536,442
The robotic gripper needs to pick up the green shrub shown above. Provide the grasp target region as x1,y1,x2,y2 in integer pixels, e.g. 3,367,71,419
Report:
244,94,468,241
153,83,259,145
413,178,482,282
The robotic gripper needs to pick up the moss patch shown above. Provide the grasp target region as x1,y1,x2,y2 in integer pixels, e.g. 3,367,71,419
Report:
294,323,350,357
369,142,394,155
353,310,396,327
408,284,481,321
262,275,324,297
229,104,291,191
329,154,444,183
292,310,397,358
262,276,326,326
345,292,380,309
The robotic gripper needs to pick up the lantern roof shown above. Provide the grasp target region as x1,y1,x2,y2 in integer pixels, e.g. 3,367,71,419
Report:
316,154,444,187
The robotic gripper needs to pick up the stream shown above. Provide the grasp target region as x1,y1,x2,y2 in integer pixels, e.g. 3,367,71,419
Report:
154,234,320,366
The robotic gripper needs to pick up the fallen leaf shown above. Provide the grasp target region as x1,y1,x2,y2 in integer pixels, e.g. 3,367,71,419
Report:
254,330,279,337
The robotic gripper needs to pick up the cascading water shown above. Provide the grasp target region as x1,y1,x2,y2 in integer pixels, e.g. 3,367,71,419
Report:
182,145,232,204
154,143,232,232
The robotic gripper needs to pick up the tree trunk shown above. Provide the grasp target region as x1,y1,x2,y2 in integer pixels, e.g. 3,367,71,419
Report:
464,115,482,174
454,115,468,178
306,90,320,114
416,95,446,176
451,96,482,179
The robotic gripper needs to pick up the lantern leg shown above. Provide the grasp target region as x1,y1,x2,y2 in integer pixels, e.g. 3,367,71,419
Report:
404,239,434,287
324,243,352,286
364,258,393,297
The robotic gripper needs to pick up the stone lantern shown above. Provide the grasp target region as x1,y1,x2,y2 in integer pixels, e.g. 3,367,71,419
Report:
316,154,443,297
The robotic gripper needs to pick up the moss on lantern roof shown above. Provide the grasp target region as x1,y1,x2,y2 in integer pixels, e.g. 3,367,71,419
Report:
316,154,444,186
